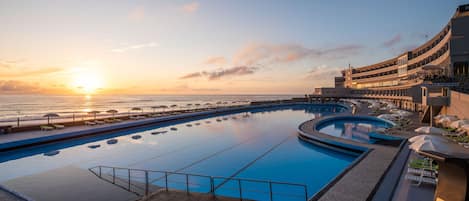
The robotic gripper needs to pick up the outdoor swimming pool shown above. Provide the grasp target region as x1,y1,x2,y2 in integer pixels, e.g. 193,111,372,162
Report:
0,104,358,201
316,116,398,144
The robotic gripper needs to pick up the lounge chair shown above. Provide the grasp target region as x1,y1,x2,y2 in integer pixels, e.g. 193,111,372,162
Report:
113,118,123,122
85,121,96,126
409,158,438,172
104,119,114,123
407,167,436,178
405,157,438,186
443,130,466,137
52,124,65,129
405,174,437,186
40,125,54,131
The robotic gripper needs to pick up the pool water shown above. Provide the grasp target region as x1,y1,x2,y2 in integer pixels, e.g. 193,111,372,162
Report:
316,118,394,144
0,104,357,201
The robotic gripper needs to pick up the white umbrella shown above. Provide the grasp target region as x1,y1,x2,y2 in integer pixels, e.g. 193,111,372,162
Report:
391,110,412,117
433,114,444,121
459,124,469,132
409,134,436,143
414,126,446,134
377,114,399,121
437,116,458,126
434,114,457,122
449,119,469,129
409,135,442,152
408,135,469,160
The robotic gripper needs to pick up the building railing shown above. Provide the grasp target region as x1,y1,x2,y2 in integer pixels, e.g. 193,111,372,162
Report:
89,165,309,201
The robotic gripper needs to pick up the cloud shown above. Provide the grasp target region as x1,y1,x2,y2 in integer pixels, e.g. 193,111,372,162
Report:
111,42,158,53
0,67,63,78
382,34,402,48
0,80,41,93
180,66,259,80
305,65,341,79
304,65,343,88
180,72,202,79
128,6,145,22
233,43,364,66
158,83,220,92
0,59,27,69
205,66,258,80
203,56,227,66
182,2,199,13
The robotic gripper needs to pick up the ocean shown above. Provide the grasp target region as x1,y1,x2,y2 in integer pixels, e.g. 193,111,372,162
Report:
0,94,299,126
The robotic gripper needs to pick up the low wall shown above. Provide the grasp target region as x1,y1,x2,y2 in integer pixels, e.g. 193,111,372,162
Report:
442,91,469,119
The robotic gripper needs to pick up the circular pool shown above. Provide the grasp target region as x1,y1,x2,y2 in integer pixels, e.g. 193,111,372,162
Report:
315,116,400,144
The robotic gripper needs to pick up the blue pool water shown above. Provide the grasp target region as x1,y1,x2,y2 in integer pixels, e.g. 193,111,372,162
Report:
0,104,357,201
316,117,395,144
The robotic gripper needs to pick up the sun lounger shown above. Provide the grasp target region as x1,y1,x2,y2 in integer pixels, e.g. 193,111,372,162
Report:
409,158,438,171
407,167,436,178
405,174,437,186
95,120,105,124
405,157,438,186
85,121,96,126
40,125,54,131
104,119,114,123
52,124,65,129
443,130,466,137
113,118,123,122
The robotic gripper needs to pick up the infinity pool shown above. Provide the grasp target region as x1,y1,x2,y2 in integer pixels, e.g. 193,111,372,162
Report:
0,104,357,201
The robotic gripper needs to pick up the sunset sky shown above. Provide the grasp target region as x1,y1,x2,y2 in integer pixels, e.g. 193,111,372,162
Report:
0,0,466,95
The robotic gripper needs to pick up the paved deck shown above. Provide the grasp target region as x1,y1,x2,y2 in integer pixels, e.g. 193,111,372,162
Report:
2,166,139,201
391,152,435,201
0,188,26,201
140,190,251,201
298,105,401,201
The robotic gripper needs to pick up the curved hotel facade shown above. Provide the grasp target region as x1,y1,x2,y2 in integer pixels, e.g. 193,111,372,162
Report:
314,4,469,121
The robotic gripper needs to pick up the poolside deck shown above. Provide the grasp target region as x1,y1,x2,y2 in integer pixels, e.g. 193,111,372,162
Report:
2,166,139,201
0,188,26,201
298,102,432,201
140,190,251,201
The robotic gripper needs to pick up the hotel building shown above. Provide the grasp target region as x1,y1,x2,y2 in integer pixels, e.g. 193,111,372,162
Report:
313,4,469,122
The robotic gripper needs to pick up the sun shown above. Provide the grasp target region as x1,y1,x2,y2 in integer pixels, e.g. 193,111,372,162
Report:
71,70,103,94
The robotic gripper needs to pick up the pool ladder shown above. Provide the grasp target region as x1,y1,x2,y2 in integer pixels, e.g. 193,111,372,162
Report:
89,165,309,201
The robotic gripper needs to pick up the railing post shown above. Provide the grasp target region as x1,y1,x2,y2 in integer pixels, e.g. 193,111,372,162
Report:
210,177,214,196
128,169,131,190
238,179,242,200
112,168,116,184
269,181,273,201
145,171,149,195
186,174,189,194
165,172,168,191
98,166,102,177
304,186,308,201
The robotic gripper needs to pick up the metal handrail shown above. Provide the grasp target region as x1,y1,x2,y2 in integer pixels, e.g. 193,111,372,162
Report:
89,165,309,201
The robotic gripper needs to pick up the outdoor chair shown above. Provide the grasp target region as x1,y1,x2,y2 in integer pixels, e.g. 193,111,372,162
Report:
84,121,96,126
405,158,438,186
52,124,65,129
40,125,54,131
